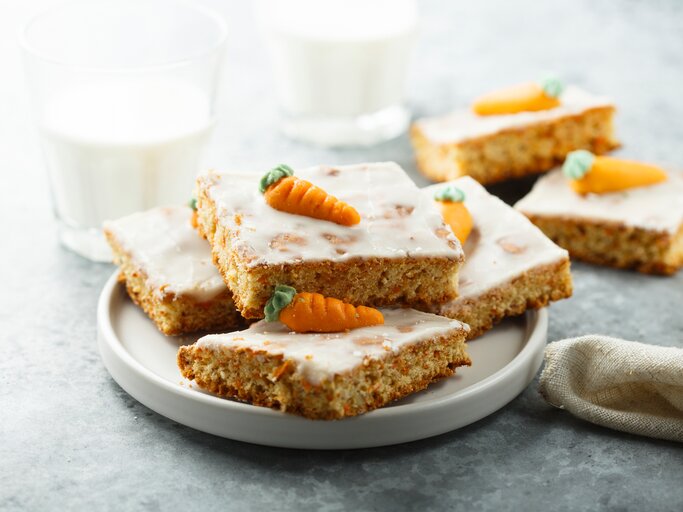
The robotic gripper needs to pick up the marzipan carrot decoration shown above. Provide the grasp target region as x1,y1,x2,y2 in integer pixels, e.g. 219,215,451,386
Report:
434,185,473,245
259,164,361,226
188,197,198,229
472,77,564,116
563,150,667,195
264,285,384,333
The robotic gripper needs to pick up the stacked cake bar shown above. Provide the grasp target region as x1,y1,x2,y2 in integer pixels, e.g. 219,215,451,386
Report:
425,177,573,338
194,162,464,319
104,206,243,335
178,309,470,419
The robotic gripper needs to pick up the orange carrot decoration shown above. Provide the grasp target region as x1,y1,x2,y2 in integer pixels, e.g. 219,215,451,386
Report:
472,77,564,116
259,164,361,226
563,150,668,195
434,185,473,245
264,285,384,333
188,197,198,229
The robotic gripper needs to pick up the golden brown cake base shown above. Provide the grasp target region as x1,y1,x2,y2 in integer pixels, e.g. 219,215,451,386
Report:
411,107,619,185
196,186,462,319
177,331,471,420
438,259,573,339
524,216,683,276
105,232,244,336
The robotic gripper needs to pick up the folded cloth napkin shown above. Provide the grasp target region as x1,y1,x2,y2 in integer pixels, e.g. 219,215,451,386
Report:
539,335,683,442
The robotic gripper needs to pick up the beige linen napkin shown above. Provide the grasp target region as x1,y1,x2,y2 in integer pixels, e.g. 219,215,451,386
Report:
539,335,683,442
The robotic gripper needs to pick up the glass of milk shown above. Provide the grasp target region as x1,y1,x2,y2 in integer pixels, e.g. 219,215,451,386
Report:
21,0,227,261
256,0,417,147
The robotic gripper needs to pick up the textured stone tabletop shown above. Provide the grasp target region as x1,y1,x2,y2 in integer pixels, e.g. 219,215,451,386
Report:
1,1,682,511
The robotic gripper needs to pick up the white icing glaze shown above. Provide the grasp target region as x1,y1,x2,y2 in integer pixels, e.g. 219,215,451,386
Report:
515,169,683,234
415,86,614,144
200,162,463,266
196,308,468,384
426,177,568,304
104,206,227,301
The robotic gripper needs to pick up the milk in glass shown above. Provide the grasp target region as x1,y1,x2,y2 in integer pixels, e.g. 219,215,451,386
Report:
21,0,226,261
40,79,211,238
258,0,417,146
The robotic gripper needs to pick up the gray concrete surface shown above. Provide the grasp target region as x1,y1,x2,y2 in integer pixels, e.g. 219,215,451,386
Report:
1,1,682,511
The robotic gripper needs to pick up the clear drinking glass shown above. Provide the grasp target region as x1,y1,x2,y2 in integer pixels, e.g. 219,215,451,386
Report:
256,0,417,147
21,0,227,261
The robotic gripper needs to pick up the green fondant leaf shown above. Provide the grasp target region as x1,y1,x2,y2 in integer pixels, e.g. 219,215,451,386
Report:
563,150,596,180
541,76,565,98
434,185,466,203
259,164,294,194
264,284,297,322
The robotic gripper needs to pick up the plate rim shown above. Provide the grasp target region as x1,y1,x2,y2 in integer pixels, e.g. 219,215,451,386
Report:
98,271,548,448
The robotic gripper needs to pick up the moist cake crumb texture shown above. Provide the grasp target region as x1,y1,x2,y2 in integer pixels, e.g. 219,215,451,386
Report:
104,206,243,335
196,162,465,318
411,86,619,184
177,308,471,419
425,177,573,337
515,169,683,275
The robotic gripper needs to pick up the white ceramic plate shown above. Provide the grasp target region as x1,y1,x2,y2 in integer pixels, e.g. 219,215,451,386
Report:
98,272,547,449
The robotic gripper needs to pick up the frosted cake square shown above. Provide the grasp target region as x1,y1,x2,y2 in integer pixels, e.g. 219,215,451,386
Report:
195,162,465,319
411,86,618,185
177,309,470,419
104,206,243,335
515,169,683,275
426,177,572,338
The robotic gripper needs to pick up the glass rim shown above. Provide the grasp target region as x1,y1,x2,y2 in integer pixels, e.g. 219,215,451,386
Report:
19,0,228,72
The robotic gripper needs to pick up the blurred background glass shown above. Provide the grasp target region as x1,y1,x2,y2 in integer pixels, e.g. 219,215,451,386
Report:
256,0,417,148
21,0,227,261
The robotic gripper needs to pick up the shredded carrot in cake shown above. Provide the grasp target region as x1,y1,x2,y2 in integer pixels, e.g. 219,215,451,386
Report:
271,360,291,381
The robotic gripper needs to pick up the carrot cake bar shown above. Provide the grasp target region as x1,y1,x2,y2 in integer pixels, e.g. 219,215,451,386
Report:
426,177,573,338
411,83,618,185
104,206,243,335
177,308,471,419
195,162,465,319
515,155,683,275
